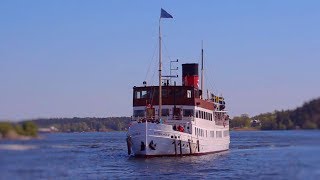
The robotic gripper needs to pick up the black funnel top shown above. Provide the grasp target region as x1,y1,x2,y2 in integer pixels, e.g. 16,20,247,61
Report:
182,63,199,77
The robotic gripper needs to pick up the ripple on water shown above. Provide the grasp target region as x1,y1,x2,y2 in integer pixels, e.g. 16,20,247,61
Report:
0,144,37,151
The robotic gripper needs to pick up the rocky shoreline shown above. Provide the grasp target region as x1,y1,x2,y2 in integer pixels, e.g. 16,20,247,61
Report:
0,121,38,141
0,130,38,140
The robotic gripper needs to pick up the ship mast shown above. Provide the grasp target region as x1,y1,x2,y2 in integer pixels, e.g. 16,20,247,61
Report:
158,18,162,118
158,9,173,119
201,41,204,99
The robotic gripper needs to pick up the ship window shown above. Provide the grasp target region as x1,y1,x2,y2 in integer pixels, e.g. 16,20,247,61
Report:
135,91,141,99
175,88,183,98
187,90,192,98
183,109,194,117
223,130,229,137
173,107,182,120
216,131,222,138
196,111,199,118
147,90,152,99
141,91,147,98
162,89,168,98
211,131,214,138
162,109,169,116
152,89,158,99
133,110,145,117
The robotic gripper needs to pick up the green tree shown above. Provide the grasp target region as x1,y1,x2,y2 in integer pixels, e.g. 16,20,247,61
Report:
302,121,317,129
0,122,14,136
22,121,38,137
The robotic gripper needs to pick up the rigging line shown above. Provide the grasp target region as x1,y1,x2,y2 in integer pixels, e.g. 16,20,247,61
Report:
163,39,173,62
204,69,217,95
162,39,174,76
149,61,157,86
204,70,213,90
144,42,158,82
202,48,218,95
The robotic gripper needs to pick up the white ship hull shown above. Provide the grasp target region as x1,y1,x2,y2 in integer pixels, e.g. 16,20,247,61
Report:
127,121,230,157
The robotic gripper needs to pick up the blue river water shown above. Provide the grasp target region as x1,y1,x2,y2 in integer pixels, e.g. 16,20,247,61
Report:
0,131,319,179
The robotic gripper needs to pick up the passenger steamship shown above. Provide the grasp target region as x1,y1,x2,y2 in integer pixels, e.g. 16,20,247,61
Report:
126,9,230,157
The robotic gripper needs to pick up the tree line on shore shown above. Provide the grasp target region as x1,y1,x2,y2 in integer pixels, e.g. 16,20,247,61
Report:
0,121,38,139
230,98,320,130
29,117,131,132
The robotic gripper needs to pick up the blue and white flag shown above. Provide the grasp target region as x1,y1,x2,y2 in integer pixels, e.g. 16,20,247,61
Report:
160,8,173,18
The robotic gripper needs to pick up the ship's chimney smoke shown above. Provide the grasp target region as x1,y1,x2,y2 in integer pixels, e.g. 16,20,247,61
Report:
182,63,199,88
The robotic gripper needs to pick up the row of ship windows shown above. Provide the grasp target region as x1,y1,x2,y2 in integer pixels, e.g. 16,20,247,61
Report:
134,109,213,120
195,127,229,138
195,110,213,121
135,89,193,99
133,108,194,117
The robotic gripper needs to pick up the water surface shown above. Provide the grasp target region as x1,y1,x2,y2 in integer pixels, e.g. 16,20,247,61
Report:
1,131,319,179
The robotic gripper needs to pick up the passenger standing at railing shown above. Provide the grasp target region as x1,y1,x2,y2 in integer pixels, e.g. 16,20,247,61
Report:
173,124,177,131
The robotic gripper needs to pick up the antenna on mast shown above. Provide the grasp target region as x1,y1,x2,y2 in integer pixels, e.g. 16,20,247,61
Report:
201,41,204,99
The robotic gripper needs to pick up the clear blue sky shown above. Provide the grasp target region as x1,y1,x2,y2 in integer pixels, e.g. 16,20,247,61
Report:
1,1,319,121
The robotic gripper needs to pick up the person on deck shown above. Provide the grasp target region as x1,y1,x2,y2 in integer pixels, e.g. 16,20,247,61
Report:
173,124,177,131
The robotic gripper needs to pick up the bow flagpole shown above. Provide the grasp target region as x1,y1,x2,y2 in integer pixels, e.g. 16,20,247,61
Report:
158,8,173,119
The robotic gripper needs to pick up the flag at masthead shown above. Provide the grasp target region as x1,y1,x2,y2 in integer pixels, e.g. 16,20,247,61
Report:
160,8,173,18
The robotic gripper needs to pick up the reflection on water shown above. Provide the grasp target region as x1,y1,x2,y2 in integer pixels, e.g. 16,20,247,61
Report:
0,131,320,179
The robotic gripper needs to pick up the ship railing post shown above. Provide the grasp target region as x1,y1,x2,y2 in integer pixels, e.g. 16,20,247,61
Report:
145,119,148,153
